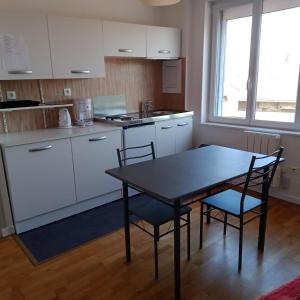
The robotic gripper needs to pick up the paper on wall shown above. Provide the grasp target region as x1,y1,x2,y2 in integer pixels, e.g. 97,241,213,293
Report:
0,33,31,72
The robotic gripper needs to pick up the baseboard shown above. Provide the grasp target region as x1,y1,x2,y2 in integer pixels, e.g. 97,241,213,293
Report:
1,225,15,237
270,191,300,205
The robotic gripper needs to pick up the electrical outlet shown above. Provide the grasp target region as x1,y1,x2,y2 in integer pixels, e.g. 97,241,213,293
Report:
63,88,72,97
7,91,17,100
281,165,299,176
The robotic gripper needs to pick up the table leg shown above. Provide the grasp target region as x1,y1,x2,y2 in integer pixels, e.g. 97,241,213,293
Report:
122,182,131,262
174,200,181,300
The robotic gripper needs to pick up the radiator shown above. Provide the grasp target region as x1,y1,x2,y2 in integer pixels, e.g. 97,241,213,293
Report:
244,130,281,187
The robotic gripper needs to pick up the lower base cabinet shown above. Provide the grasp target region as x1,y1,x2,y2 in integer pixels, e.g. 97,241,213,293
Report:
4,139,76,222
2,129,122,232
71,130,122,202
155,117,193,158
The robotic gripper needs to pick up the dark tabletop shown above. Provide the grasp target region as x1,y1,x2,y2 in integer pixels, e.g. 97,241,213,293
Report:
106,145,280,203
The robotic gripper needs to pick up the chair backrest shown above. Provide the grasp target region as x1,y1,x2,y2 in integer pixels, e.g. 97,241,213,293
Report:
116,142,156,167
239,147,284,214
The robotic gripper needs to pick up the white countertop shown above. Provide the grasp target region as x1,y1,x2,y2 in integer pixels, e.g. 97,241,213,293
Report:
0,123,121,147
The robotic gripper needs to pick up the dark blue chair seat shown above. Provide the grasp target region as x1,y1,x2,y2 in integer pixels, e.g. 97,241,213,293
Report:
202,189,262,216
129,194,192,226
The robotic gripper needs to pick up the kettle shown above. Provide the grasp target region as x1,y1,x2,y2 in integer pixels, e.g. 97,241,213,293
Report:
58,108,72,128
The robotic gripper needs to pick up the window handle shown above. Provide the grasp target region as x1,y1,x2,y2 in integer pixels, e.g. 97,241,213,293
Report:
247,78,252,91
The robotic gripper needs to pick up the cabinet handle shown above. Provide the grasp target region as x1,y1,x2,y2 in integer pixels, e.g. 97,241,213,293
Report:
29,145,53,152
158,50,171,54
118,49,133,53
71,70,91,74
89,136,107,142
161,126,173,130
8,70,33,75
177,123,188,127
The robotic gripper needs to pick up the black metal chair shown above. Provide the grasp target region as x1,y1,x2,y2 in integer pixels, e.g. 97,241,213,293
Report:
117,142,192,279
199,147,284,271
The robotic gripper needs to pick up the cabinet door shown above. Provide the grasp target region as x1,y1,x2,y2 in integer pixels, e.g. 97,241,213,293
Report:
123,125,156,165
155,120,176,158
147,26,181,59
71,130,122,202
103,21,146,57
48,16,105,79
175,117,193,153
4,139,76,222
0,13,52,80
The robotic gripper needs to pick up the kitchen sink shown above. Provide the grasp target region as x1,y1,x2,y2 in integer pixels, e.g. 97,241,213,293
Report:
149,110,177,116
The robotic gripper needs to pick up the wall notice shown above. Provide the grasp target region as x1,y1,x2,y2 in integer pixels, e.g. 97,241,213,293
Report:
0,33,31,72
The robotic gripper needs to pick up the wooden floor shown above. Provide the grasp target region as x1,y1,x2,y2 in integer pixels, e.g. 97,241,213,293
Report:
0,198,300,300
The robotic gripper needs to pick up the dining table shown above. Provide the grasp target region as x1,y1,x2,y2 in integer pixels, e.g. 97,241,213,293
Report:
106,145,275,300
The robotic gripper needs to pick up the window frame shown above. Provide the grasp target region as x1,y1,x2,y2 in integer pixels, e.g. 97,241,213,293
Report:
208,0,300,131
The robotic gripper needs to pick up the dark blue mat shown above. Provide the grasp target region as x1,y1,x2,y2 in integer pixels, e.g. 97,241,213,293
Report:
18,199,128,263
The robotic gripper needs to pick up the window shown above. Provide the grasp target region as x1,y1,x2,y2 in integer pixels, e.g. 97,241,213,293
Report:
209,0,300,130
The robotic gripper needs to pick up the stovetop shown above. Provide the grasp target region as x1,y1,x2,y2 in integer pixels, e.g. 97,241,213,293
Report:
94,110,194,127
105,112,146,122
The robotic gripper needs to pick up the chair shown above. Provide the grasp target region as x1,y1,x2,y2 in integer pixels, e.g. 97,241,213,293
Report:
199,147,284,271
117,142,192,279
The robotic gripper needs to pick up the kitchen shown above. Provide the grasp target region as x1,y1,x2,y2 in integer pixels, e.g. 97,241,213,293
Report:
0,0,300,300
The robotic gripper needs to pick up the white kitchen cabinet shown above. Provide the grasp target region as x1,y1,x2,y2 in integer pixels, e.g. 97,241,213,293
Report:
175,117,193,153
155,120,177,158
71,130,122,202
156,117,193,157
103,21,147,57
0,13,52,80
147,26,181,59
47,16,105,79
123,124,156,196
123,124,156,165
4,139,76,222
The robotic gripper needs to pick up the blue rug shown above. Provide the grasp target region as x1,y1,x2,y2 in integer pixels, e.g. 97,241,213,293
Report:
17,199,129,263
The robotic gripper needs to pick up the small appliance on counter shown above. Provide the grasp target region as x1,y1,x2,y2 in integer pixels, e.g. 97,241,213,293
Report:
73,98,94,127
58,108,72,128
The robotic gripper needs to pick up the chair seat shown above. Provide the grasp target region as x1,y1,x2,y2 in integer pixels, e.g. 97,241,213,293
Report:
202,189,263,216
129,194,191,226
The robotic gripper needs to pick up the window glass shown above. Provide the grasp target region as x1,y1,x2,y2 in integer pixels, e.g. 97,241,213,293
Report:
216,5,252,119
255,6,300,122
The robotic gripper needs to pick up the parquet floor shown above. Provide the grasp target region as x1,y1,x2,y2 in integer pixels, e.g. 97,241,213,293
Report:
0,198,300,300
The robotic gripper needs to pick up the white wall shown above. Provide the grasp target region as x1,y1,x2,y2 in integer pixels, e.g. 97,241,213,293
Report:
162,0,300,205
0,0,161,25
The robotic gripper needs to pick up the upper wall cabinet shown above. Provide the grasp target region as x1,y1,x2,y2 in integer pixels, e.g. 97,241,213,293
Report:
103,21,147,57
0,13,53,80
147,26,181,59
48,16,105,79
